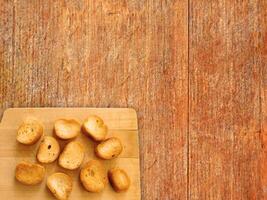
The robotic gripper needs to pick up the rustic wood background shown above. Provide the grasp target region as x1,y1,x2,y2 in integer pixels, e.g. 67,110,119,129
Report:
0,0,266,199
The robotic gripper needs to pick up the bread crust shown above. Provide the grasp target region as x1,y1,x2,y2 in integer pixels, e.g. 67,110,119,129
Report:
82,115,108,141
16,119,43,145
58,141,84,170
54,119,81,140
95,137,123,160
47,172,73,200
37,136,60,163
108,168,130,192
15,161,45,185
80,160,107,193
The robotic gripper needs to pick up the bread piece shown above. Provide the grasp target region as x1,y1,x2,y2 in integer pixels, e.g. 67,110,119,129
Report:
47,172,72,200
37,136,60,163
15,161,45,185
80,160,107,193
82,115,108,141
95,137,123,160
58,141,84,170
54,119,80,140
108,168,131,192
16,119,43,145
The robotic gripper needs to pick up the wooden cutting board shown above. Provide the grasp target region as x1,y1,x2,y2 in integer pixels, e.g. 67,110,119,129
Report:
0,108,140,200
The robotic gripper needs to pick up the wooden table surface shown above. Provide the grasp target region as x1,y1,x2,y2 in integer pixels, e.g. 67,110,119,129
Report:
0,1,266,199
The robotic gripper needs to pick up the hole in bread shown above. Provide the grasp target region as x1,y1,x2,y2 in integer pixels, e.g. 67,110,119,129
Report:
48,145,51,149
112,154,115,157
89,170,95,176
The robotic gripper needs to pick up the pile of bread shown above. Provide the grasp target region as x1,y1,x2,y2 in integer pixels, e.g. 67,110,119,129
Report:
15,115,130,200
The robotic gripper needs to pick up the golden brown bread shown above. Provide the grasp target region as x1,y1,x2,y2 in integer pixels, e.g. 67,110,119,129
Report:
108,168,131,192
15,161,45,185
95,137,123,160
47,172,73,200
82,115,108,141
58,141,84,170
37,136,60,163
16,119,43,145
54,119,81,140
80,160,107,193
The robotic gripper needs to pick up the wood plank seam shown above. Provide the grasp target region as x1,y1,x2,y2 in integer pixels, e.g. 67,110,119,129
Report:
187,0,190,200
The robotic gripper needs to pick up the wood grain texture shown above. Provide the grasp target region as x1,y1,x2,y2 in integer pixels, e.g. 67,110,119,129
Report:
1,0,266,199
190,0,266,199
0,108,140,199
260,0,267,198
0,1,188,199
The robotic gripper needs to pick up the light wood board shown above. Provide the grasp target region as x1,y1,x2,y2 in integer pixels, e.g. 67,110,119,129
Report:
0,108,140,200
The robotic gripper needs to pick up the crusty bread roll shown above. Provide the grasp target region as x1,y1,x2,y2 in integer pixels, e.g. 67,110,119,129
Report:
80,160,107,193
95,137,123,160
54,119,80,140
16,119,43,145
37,136,60,163
15,161,45,185
82,115,108,141
58,141,84,170
108,168,131,192
47,172,72,200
